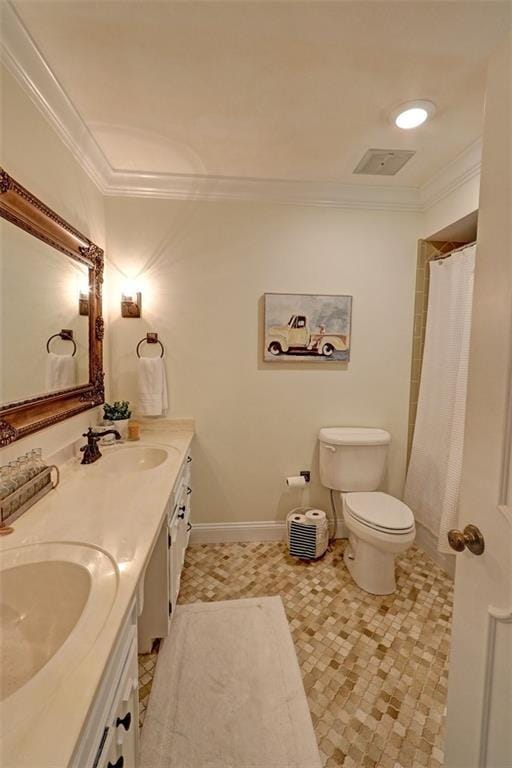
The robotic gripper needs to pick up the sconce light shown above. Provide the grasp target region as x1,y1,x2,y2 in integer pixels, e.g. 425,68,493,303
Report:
121,291,142,318
79,291,89,316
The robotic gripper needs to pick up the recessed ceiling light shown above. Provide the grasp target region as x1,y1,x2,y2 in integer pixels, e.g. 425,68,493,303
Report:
391,100,436,130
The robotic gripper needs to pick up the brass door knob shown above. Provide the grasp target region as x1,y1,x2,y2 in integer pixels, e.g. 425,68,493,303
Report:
447,524,485,555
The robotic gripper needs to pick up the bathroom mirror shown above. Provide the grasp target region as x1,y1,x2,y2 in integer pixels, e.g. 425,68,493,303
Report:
0,168,104,446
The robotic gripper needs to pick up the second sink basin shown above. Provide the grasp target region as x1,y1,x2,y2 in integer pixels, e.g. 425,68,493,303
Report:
99,444,173,473
1,560,91,701
0,542,117,704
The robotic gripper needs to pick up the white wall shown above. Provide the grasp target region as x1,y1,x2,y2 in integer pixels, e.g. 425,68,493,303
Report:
0,66,106,461
106,197,420,524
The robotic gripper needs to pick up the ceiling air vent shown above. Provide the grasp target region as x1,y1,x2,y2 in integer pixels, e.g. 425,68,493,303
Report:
353,149,415,176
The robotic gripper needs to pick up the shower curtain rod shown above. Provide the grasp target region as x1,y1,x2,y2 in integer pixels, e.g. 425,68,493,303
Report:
433,240,477,261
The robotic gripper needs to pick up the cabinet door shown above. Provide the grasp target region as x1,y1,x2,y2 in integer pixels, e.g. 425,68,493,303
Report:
184,480,192,548
112,639,139,768
168,511,180,618
103,739,123,768
90,635,138,768
79,607,138,768
93,721,124,768
176,499,188,571
92,726,116,768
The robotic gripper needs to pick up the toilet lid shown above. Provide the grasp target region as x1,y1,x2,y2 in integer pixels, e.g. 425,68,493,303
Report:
318,427,391,446
345,492,414,533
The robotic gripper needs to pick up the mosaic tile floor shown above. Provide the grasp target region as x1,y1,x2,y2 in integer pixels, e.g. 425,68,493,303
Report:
139,540,453,767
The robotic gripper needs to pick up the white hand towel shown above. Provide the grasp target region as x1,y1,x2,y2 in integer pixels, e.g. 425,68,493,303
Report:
138,357,169,416
45,352,76,392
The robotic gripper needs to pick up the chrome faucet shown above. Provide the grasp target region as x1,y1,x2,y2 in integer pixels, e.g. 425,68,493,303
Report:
80,427,121,464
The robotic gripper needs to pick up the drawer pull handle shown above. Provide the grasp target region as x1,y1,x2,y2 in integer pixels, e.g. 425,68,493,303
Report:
108,758,124,768
187,522,192,532
187,456,192,463
178,505,186,519
186,486,192,495
116,712,132,731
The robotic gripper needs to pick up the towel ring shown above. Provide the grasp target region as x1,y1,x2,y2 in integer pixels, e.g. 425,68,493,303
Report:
136,333,164,358
46,331,77,357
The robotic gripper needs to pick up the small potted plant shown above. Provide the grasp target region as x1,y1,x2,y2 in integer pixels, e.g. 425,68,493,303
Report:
103,400,132,440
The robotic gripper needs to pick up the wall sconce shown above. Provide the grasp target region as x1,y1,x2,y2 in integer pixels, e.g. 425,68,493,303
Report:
121,291,142,318
79,290,89,316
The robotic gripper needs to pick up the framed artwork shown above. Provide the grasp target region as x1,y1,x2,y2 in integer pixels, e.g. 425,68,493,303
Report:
264,293,352,363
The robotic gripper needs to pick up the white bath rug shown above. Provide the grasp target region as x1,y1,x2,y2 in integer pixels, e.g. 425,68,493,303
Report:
140,596,322,768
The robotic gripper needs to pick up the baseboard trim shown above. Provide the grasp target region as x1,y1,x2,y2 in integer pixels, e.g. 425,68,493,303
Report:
190,519,456,577
190,518,347,545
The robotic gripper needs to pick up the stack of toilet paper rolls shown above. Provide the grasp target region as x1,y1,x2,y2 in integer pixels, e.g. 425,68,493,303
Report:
287,508,329,559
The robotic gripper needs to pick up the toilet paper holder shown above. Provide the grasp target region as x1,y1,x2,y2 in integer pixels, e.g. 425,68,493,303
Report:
285,471,311,488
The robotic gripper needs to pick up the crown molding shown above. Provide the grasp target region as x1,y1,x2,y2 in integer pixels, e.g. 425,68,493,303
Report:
1,1,480,213
102,167,422,210
0,1,111,190
419,137,482,211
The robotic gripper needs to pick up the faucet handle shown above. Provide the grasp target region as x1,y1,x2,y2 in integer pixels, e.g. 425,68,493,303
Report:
82,427,100,441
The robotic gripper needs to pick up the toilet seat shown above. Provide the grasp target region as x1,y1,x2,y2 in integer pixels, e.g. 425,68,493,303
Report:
344,492,415,535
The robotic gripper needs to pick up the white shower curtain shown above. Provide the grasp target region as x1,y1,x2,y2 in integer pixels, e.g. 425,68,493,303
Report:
404,245,475,554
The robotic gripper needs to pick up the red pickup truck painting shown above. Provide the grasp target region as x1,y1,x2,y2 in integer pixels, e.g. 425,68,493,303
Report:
264,294,352,363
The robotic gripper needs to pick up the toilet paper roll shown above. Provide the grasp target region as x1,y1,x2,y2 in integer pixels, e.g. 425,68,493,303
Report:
286,475,307,488
289,513,307,524
305,509,326,524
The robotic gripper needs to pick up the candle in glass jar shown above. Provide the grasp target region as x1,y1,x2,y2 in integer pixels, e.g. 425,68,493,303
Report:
128,421,140,441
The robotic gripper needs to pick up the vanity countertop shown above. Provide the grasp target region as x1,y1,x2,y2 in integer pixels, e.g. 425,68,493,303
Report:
0,421,194,768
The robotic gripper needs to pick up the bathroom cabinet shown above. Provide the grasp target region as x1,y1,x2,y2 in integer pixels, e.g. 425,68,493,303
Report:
72,601,139,768
75,449,192,766
0,426,194,768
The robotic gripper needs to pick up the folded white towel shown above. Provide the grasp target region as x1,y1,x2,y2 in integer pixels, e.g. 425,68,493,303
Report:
45,352,76,392
138,357,169,416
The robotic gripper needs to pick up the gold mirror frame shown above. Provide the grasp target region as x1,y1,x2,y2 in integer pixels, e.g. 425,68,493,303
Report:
0,168,105,446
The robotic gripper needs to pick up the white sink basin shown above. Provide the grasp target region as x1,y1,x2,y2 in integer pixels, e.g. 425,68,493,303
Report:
99,444,174,473
1,560,90,700
0,542,117,703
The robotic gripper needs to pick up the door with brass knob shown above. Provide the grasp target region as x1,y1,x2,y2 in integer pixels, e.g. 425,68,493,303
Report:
443,56,512,768
447,524,485,555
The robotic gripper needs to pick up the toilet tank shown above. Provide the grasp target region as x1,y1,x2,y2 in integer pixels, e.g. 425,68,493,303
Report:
318,427,391,491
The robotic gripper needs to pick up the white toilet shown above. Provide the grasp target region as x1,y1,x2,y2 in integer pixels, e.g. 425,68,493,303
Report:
319,427,415,595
